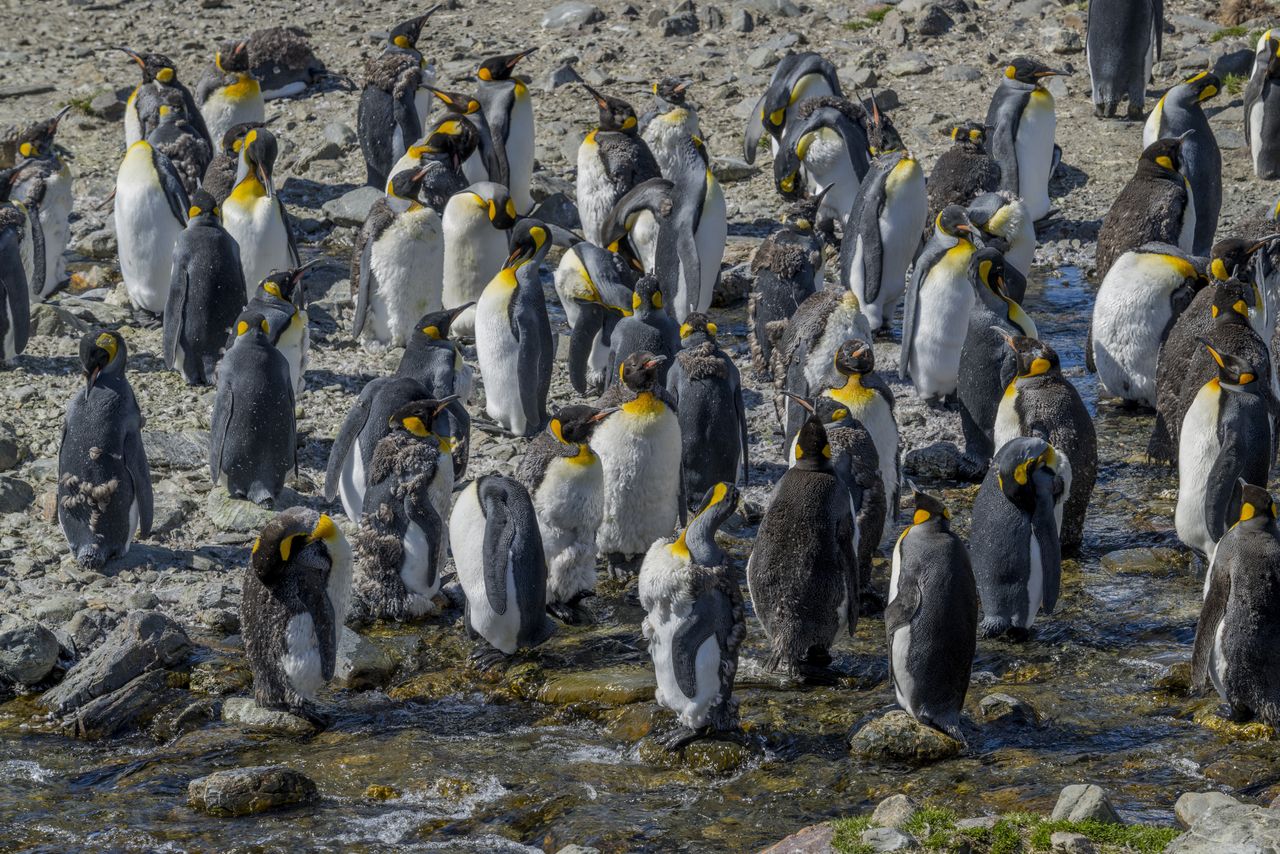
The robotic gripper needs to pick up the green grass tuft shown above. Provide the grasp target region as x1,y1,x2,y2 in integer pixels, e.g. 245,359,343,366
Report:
831,816,874,854
902,806,960,849
61,96,93,116
867,7,891,22
830,810,1178,853
1028,819,1181,853
1211,25,1248,41
1224,72,1248,95
844,19,873,30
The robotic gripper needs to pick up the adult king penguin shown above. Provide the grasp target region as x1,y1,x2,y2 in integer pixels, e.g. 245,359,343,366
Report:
0,201,30,364
749,196,825,377
772,285,873,429
426,86,498,185
475,49,539,214
555,241,637,394
396,305,475,475
441,181,517,339
1086,0,1162,118
145,99,212,197
985,57,1065,222
606,275,680,387
195,40,266,145
1144,72,1221,255
9,108,71,299
118,47,211,148
640,482,746,746
926,123,1001,227
1245,31,1280,180
202,122,263,205
114,132,189,315
1095,134,1195,280
774,96,872,223
221,127,300,294
743,52,841,166
245,263,317,398
640,78,700,180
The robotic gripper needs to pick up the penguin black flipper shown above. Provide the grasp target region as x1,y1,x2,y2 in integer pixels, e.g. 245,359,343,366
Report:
178,87,213,148
845,158,891,304
1205,403,1271,543
153,148,191,228
209,376,233,481
480,481,514,615
671,578,736,700
1192,546,1232,693
25,202,45,302
838,508,860,635
985,87,1029,195
900,260,924,381
162,253,188,370
324,383,374,501
351,200,395,338
509,286,545,435
884,574,921,637
1032,467,1062,614
0,230,29,356
476,87,515,187
279,199,301,268
736,381,750,483
124,425,153,538
297,559,338,682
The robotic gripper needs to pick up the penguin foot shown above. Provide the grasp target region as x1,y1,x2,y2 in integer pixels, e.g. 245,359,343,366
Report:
75,545,106,571
295,704,332,730
132,310,163,329
547,600,594,625
469,644,508,672
798,662,840,686
661,725,706,751
1126,103,1144,121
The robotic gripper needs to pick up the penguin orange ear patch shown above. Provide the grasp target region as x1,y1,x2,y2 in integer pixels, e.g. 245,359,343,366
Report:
1233,300,1250,317
706,322,717,337
393,34,411,48
1005,65,1017,79
968,129,982,141
1241,502,1257,522
260,319,269,333
237,320,249,335
912,509,931,524
651,291,663,309
18,142,32,158
1155,155,1174,170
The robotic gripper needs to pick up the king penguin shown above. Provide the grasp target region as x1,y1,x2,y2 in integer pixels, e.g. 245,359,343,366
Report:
0,200,30,365
1095,134,1195,280
774,96,872,223
985,57,1066,222
970,436,1066,640
1245,31,1280,180
244,262,317,398
221,127,300,293
202,121,263,205
145,97,213,196
555,240,638,394
965,191,1036,285
118,47,211,148
475,49,539,214
607,274,680,386
640,78,700,180
396,305,475,476
658,134,727,322
0,168,45,305
114,133,189,315
749,196,825,377
772,285,873,424
355,10,439,189
887,489,977,741
1086,0,1162,118
195,40,266,146
640,482,746,746
9,107,71,299
743,51,842,166
163,189,247,385
1144,71,1221,255
425,86,498,185
441,181,517,339
926,122,1001,227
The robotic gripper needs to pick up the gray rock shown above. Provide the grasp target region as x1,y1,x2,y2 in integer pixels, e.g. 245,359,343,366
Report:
1175,792,1241,828
956,817,997,830
0,620,60,684
888,52,933,76
860,827,919,851
942,64,983,82
711,157,759,182
851,67,879,88
188,765,318,817
872,794,918,829
1050,784,1122,825
42,610,191,715
1049,832,1095,854
915,5,953,35
221,696,318,737
713,261,753,307
872,89,901,111
530,190,581,229
206,490,277,533
555,847,602,854
729,6,754,30
543,63,581,91
978,692,1040,725
738,0,803,16
297,140,343,169
849,710,963,763
1217,129,1246,150
89,91,125,120
35,593,87,625
322,186,384,227
542,1,605,29
335,627,397,690
1214,48,1254,79
143,430,211,470
0,476,34,512
1168,14,1219,33
323,122,357,149
1166,803,1280,853
748,46,780,70
72,669,177,739
0,421,25,471
661,11,700,35
903,442,978,481
1043,26,1083,54
30,303,88,337
760,823,835,854
701,4,725,29
73,226,117,260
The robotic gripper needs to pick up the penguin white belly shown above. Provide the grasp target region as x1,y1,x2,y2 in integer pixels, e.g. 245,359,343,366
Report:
276,310,309,396
534,459,604,603
651,608,721,728
476,284,528,436
115,150,182,315
631,211,659,274
1022,535,1043,630
399,521,440,608
643,114,696,179
875,171,928,329
890,625,916,716
123,497,139,554
1015,93,1056,221
1209,620,1230,702
506,96,535,214
413,88,434,140
994,387,1021,450
1175,385,1222,557
595,407,682,556
451,485,522,653
462,150,487,184
282,612,324,700
443,210,506,338
125,91,142,146
1251,101,1266,173
2,315,13,364
261,81,306,101
223,197,293,297
805,306,873,392
325,530,354,630
1003,223,1036,277
862,402,900,526
201,89,266,146
33,168,72,294
803,130,858,221
17,212,35,298
1142,107,1162,150
693,175,727,316
576,143,615,248
368,211,443,347
339,438,366,522
911,266,974,398
1093,254,1172,406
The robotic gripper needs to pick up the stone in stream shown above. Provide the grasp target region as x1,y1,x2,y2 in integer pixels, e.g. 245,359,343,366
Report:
849,710,964,763
334,627,397,690
188,765,318,817
221,696,318,737
536,666,654,707
72,669,179,739
871,793,919,828
978,692,1040,726
1048,832,1095,854
1174,791,1241,828
1050,784,1122,824
1166,802,1280,853
760,823,834,854
0,619,60,685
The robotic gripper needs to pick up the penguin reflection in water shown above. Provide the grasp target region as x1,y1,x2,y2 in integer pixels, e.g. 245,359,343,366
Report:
242,508,352,724
640,483,746,748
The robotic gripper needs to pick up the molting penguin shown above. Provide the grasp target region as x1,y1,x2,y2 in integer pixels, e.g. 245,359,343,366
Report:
965,191,1035,285
195,40,266,145
221,127,300,293
243,26,336,101
1192,481,1280,725
774,96,872,223
475,49,539,214
555,240,637,394
1176,341,1272,560
449,475,556,661
901,205,979,402
386,116,479,209
667,314,749,506
1245,31,1280,180
396,305,474,475
747,404,857,680
887,489,977,741
202,122,263,205
441,181,516,338
743,51,842,166
118,47,211,147
209,312,296,505
1144,72,1221,255
516,405,613,623
994,336,1097,556
114,134,189,315
926,122,1001,227
607,274,680,386
242,508,351,721
0,200,30,364
355,11,436,189
244,262,317,398
640,482,745,746
985,57,1065,222
970,436,1066,640
57,331,152,569
1094,134,1194,280
163,189,247,385
1086,0,1162,118
749,196,825,377
640,78,700,179
0,169,44,305
9,107,72,299
771,286,873,422
145,97,213,196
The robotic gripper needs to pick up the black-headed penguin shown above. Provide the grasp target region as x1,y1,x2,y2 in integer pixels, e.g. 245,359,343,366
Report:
749,197,825,377
554,240,638,395
1095,134,1195,281
0,200,30,364
743,51,842,166
474,49,539,214
221,127,300,292
606,274,680,387
1245,31,1280,180
984,56,1065,221
1144,71,1221,255
927,122,1001,227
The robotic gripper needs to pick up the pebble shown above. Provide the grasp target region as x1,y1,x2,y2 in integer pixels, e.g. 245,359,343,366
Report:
661,11,701,36
978,692,1040,725
849,710,963,763
729,7,754,30
747,47,780,70
321,185,384,227
915,5,953,36
1174,791,1240,828
860,827,919,851
941,64,983,82
221,696,318,737
0,422,24,472
888,52,934,76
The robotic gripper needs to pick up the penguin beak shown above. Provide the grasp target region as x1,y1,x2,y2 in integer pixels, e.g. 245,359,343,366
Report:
447,301,476,322
508,47,538,68
781,390,815,413
1033,67,1068,78
590,407,620,422
256,160,273,198
290,258,323,286
642,355,667,370
51,105,73,129
116,46,145,68
432,395,460,416
412,164,432,182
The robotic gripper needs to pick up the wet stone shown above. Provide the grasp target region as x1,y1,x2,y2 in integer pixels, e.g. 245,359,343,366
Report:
871,793,918,828
188,765,318,817
760,822,834,854
978,692,1040,726
861,827,919,851
537,666,654,707
221,696,317,737
849,710,963,763
0,619,60,685
1050,784,1122,824
1166,803,1280,853
1175,791,1240,829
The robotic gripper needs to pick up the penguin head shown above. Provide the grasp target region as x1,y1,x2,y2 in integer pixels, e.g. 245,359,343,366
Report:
1003,334,1058,378
570,74,639,133
428,87,483,117
1208,280,1254,323
936,205,975,241
1211,238,1273,285
251,508,343,584
118,48,179,84
689,481,740,529
259,259,320,306
80,329,125,391
549,404,614,444
468,184,517,230
387,167,429,207
1268,36,1280,78
862,92,903,155
993,436,1059,504
413,304,473,343
1139,135,1188,175
15,106,71,161
214,40,251,74
944,121,986,149
476,48,537,82
389,397,458,445
1231,479,1278,531
970,247,1012,297
618,351,667,392
965,192,1022,240
833,339,874,376
220,122,263,157
1001,56,1066,86
783,392,834,466
240,128,279,196
631,275,664,313
908,488,951,529
679,312,717,346
504,218,550,269
187,189,220,221
653,77,691,106
389,6,441,51
814,395,852,427
603,179,675,266
1199,338,1261,390
415,118,481,169
1178,70,1221,104
233,311,273,344
780,195,822,233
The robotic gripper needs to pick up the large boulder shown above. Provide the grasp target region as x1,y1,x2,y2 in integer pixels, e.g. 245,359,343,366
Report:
0,619,60,685
188,766,318,817
1050,784,1122,824
1166,803,1280,853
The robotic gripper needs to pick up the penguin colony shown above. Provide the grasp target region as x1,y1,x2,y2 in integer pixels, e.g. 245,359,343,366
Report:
6,4,1280,751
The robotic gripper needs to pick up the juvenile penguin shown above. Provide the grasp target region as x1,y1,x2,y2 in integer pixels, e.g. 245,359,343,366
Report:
1144,71,1221,255
640,482,746,745
747,406,858,680
475,218,553,437
965,191,1036,284
349,398,457,623
356,12,436,189
1192,481,1280,725
555,240,638,394
0,201,30,364
244,263,316,397
926,122,1001,226
516,405,612,623
441,181,516,338
594,351,684,573
114,136,189,315
640,78,700,179
396,305,475,448
994,336,1097,556
772,286,874,423
970,436,1066,640
1090,243,1203,407
1176,341,1272,560
145,98,213,196
163,189,247,385
221,127,300,294
449,475,557,660
1094,135,1195,280
774,96,872,222
57,331,152,569
209,312,296,505
243,26,337,101
1086,0,1162,118
743,52,842,165
901,205,979,401
195,40,266,145
749,197,825,376
607,275,680,386
667,314,749,505
202,122,264,205
840,149,929,332
475,49,539,214
1245,32,1280,180
242,508,351,721
887,490,977,740
985,57,1066,222
119,48,211,147
9,107,72,299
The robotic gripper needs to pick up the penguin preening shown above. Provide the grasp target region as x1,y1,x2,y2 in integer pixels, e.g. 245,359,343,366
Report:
773,286,873,434
1094,134,1195,281
202,122,264,205
387,116,479,210
195,40,266,145
887,489,977,742
113,135,189,315
0,201,31,364
441,181,517,339
221,127,300,294
475,49,539,214
926,122,1001,228
57,331,152,569
145,97,213,196
970,436,1066,640
555,240,637,395
1144,72,1221,255
640,77,700,180
965,191,1035,285
242,508,352,722
640,482,745,746
774,96,872,224
985,56,1065,222
1086,0,1162,118
9,107,72,299
743,51,842,166
607,274,680,388
118,47,212,148
749,196,825,377
426,86,499,185
1246,31,1280,180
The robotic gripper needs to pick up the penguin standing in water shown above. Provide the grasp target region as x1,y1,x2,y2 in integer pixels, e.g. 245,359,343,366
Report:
351,166,443,349
1176,341,1272,560
244,263,316,398
572,75,661,247
195,40,266,145
743,52,842,167
202,122,263,205
555,241,637,395
667,314,749,506
607,275,680,386
242,508,351,721
1245,32,1280,180
1095,135,1195,280
749,197,825,377
441,181,516,339
959,248,1037,465
210,312,296,505
119,48,211,147
114,134,189,315
1086,0,1162,118
840,149,928,333
593,351,684,573
773,286,873,431
1144,72,1221,255
985,57,1065,222
163,189,247,385
57,331,152,569
901,206,979,402
397,305,474,475
476,219,553,437
1090,243,1203,408
640,482,745,746
994,336,1097,556
449,475,557,661
970,437,1066,640
517,405,613,623
747,403,857,680
926,123,1001,226
475,49,539,214
887,490,977,741
356,11,438,189
965,192,1035,286
774,96,872,224
640,78,700,179
0,202,30,364
222,127,299,294
9,107,71,299
349,398,458,623
1192,481,1280,725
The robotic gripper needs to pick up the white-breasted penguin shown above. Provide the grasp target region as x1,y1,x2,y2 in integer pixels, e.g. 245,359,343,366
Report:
0,170,44,306
114,136,189,315
396,305,475,476
965,191,1036,284
118,47,212,148
555,240,638,394
984,57,1066,222
774,96,872,223
1246,32,1280,180
0,201,30,364
9,107,72,299
743,51,842,167
222,127,300,295
1144,71,1221,255
772,285,874,431
385,116,479,209
475,49,539,214
244,262,317,398
202,121,264,205
441,181,516,339
1086,0,1162,118
640,78,700,180
1095,134,1195,280
425,86,499,185
749,196,825,376
195,40,266,146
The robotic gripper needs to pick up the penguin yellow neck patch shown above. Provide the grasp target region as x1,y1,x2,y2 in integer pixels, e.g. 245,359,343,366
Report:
829,375,876,407
230,172,267,205
223,75,260,101
567,443,595,465
622,391,665,416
